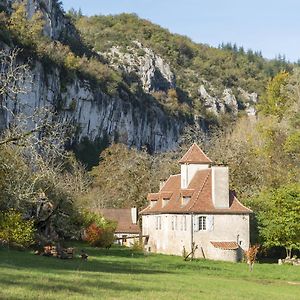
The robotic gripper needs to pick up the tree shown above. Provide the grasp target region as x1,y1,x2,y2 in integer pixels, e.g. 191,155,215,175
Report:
0,48,89,243
8,1,45,48
253,184,300,258
0,210,35,248
258,71,290,119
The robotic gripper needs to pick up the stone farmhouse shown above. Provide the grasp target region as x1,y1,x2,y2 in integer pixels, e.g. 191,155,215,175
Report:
96,208,140,247
140,143,252,262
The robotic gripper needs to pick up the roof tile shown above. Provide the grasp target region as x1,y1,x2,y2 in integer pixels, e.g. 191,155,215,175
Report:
179,143,212,164
140,169,252,215
95,208,140,234
211,241,239,250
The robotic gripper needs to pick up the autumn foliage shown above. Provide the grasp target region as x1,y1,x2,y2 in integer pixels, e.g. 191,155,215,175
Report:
84,223,115,248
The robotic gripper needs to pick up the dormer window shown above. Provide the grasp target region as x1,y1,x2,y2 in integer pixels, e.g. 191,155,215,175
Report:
182,196,191,206
162,198,169,207
150,200,157,208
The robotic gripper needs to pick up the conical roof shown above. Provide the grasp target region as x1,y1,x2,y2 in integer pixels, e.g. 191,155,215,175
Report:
179,143,212,164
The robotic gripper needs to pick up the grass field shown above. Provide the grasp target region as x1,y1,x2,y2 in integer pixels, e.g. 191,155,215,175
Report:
0,244,299,300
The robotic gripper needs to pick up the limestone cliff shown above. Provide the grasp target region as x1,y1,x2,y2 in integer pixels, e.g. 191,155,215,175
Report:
0,0,261,156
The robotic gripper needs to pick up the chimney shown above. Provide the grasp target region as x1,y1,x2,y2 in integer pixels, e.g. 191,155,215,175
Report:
211,166,229,208
159,179,166,190
131,207,138,224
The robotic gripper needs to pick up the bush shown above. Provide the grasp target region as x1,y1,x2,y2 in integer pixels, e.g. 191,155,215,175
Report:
132,239,143,252
84,223,115,248
0,210,35,248
81,210,116,248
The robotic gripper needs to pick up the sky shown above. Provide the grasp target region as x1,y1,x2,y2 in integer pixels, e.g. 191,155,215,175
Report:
62,0,300,62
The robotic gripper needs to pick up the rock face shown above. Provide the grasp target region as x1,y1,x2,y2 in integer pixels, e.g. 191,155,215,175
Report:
198,84,257,117
0,0,259,154
103,42,176,92
1,57,181,152
0,0,182,152
1,0,78,40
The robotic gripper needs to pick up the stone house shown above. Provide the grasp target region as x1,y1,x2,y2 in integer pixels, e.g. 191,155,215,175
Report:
140,143,252,262
96,208,140,247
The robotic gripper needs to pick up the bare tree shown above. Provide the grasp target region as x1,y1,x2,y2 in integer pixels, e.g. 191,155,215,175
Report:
0,47,89,240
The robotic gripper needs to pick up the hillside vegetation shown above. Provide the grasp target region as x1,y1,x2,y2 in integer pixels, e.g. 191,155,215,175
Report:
75,13,293,113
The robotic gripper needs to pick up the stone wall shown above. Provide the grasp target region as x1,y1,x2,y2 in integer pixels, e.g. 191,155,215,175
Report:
142,213,250,262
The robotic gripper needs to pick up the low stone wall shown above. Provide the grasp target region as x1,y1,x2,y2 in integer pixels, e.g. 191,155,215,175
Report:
278,258,300,266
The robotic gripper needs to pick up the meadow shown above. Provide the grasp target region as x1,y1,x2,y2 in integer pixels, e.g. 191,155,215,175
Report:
0,244,299,300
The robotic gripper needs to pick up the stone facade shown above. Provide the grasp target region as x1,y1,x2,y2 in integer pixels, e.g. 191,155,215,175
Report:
141,144,252,262
142,213,249,261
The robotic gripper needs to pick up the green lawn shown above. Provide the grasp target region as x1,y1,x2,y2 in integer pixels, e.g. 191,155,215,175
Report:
0,244,299,300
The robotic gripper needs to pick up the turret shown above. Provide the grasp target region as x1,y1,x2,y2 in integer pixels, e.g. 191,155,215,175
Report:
179,143,212,189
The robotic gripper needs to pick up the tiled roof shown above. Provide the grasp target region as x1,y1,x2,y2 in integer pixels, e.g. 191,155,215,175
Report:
179,143,212,164
147,193,160,201
211,241,239,250
95,208,140,234
140,169,252,215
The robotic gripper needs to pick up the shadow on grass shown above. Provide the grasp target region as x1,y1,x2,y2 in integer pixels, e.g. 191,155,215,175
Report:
0,270,146,298
0,246,171,276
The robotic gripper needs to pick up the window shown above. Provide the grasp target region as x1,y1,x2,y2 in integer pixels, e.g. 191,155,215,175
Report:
150,200,157,208
156,216,162,230
199,216,207,231
162,198,169,207
182,196,191,206
171,216,174,230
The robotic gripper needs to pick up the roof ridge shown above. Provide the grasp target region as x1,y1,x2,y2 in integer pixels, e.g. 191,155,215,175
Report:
179,143,212,164
188,171,210,211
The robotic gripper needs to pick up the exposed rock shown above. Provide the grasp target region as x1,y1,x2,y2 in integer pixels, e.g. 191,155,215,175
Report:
238,88,258,117
1,0,79,41
0,56,181,152
198,84,257,117
198,85,219,114
222,88,238,115
103,42,176,92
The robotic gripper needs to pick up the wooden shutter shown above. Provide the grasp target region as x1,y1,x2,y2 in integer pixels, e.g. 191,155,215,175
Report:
207,215,214,231
193,216,199,232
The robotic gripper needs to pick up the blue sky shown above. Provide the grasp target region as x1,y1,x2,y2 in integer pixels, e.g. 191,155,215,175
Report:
62,0,300,62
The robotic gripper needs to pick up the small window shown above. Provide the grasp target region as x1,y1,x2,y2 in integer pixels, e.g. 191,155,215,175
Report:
156,216,162,230
175,216,178,230
150,200,157,208
199,216,207,231
162,198,169,207
171,216,174,230
182,196,191,206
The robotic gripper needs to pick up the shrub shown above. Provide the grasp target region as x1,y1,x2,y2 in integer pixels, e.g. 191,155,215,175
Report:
132,239,143,252
81,210,116,248
84,223,115,248
0,210,35,248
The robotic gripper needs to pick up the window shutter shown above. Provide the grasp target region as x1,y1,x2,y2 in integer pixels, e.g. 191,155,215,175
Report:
193,216,199,232
207,215,214,231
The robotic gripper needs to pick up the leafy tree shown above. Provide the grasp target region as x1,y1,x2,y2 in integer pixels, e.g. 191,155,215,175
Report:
258,71,290,119
0,210,35,248
252,184,300,258
8,1,45,48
